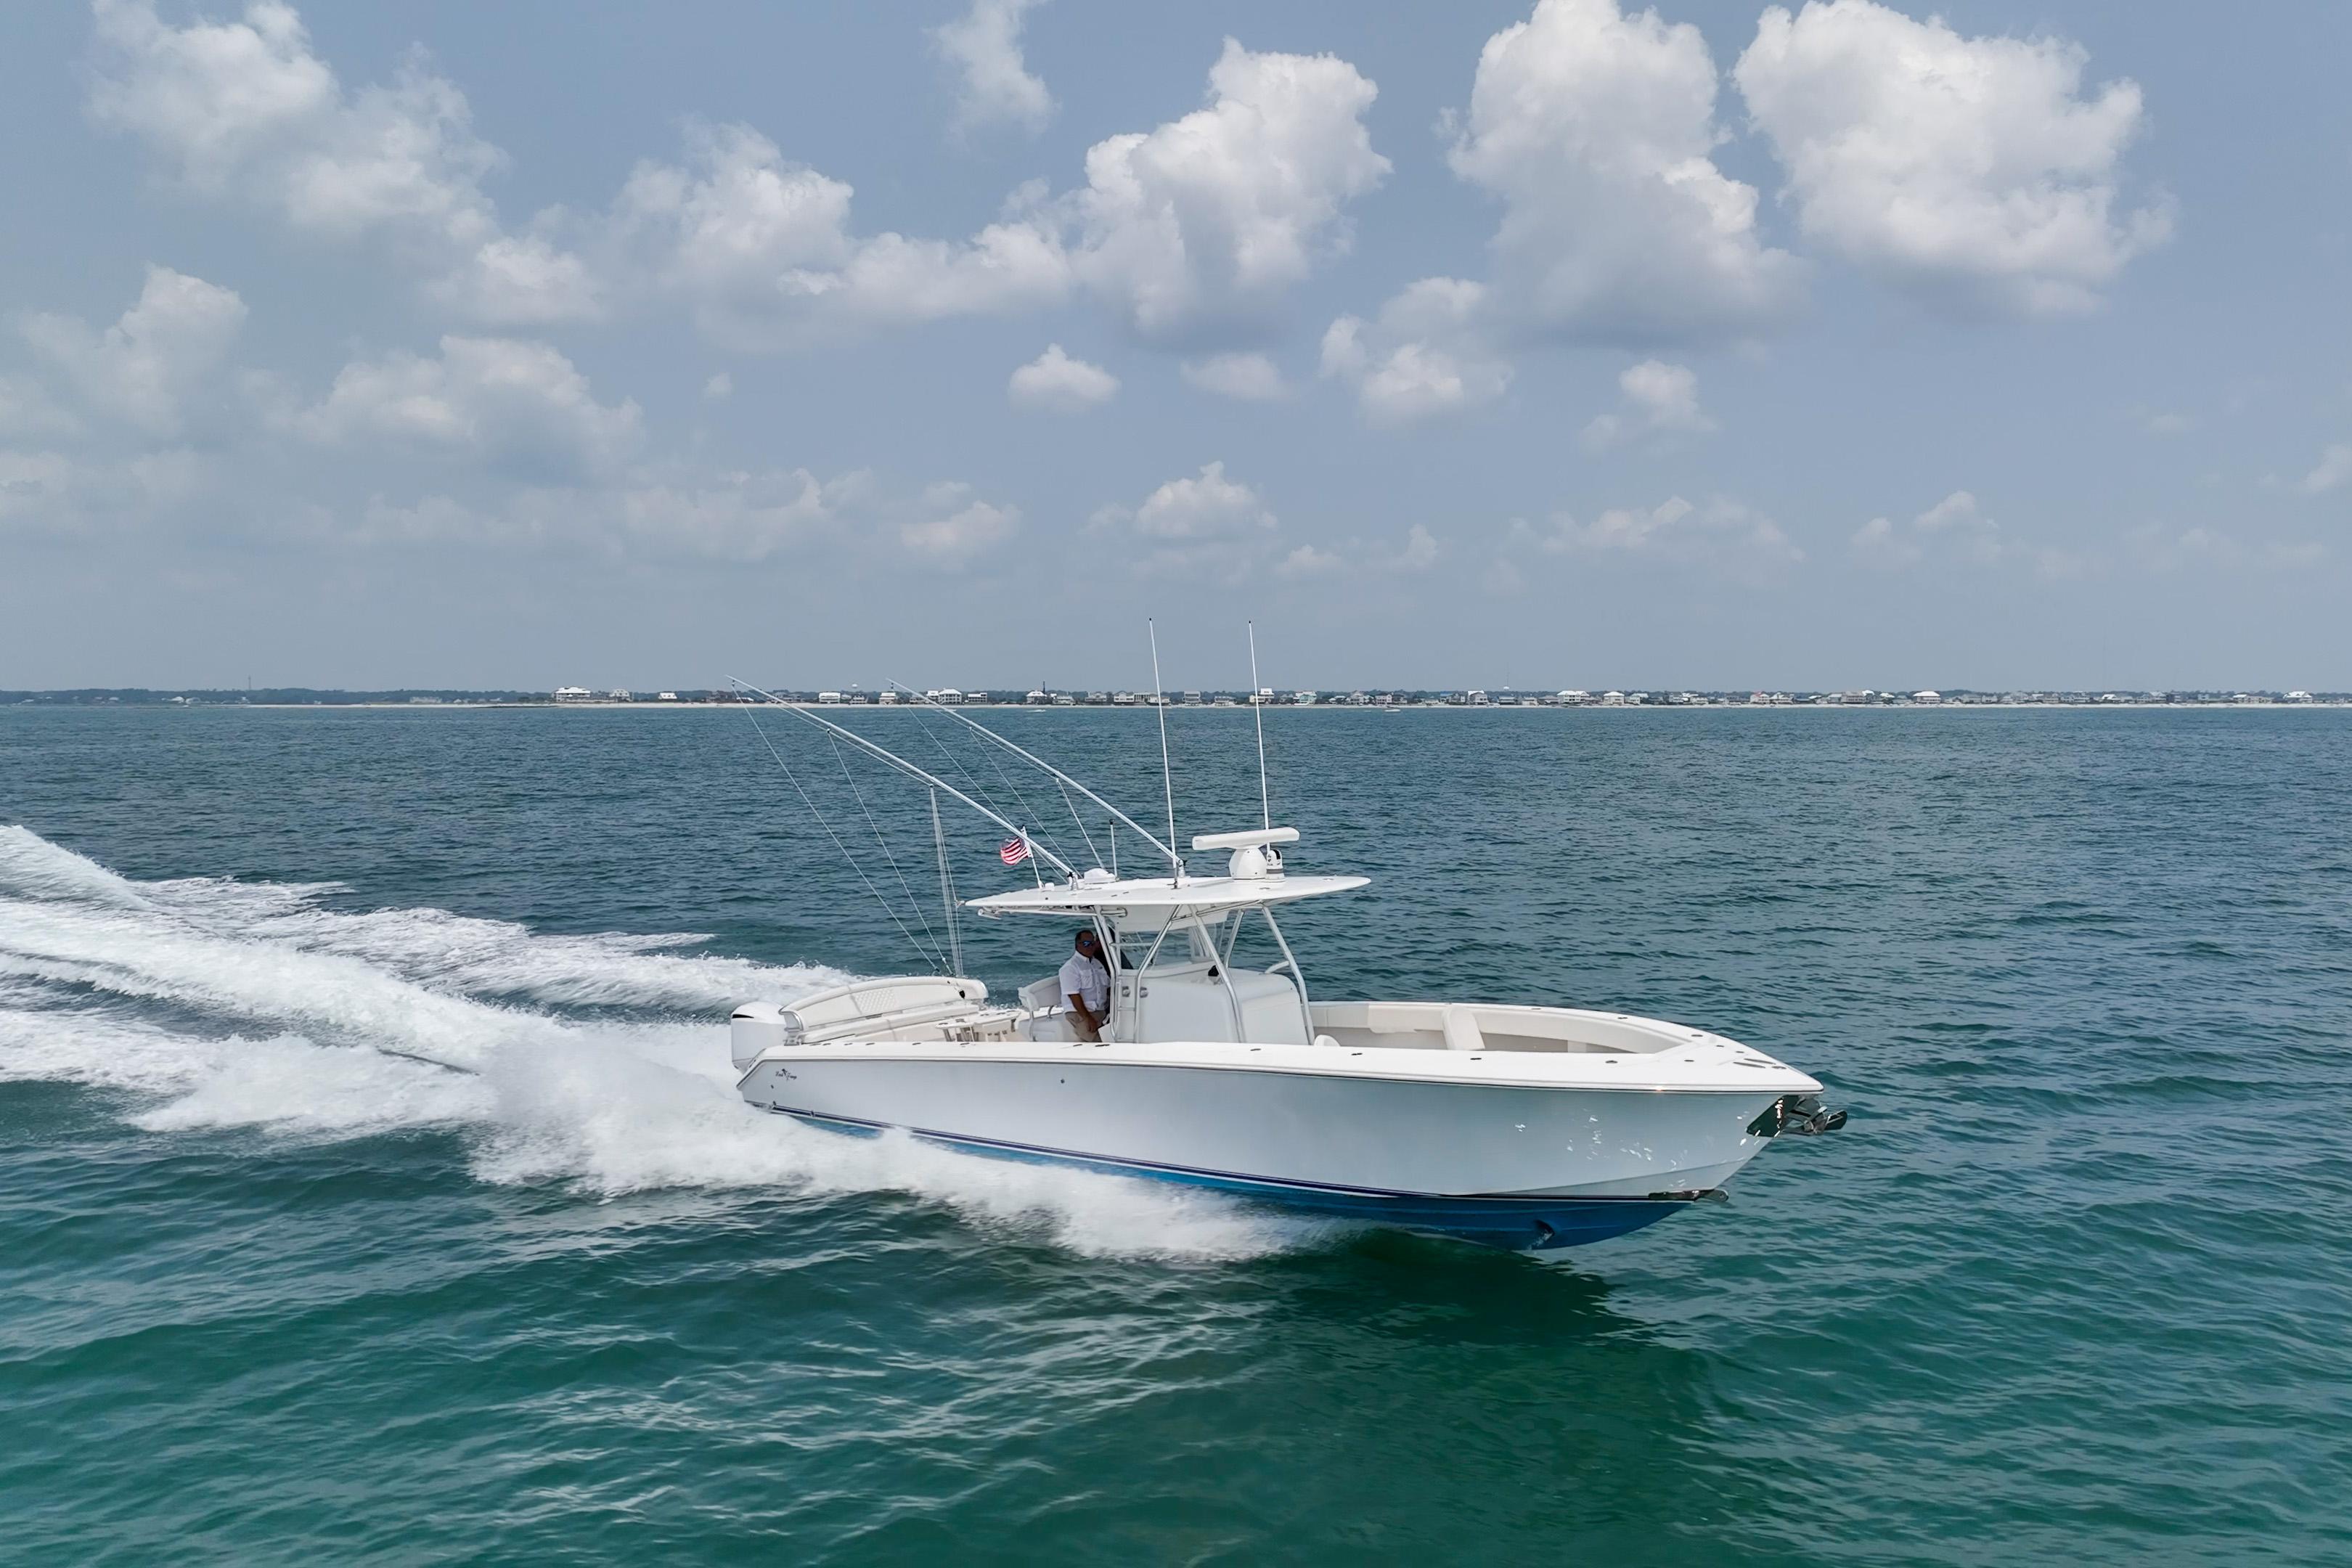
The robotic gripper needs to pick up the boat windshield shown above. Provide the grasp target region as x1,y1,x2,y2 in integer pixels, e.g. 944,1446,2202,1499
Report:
1112,912,1233,971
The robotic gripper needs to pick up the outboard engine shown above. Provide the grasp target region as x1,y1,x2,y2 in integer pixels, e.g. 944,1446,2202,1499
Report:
730,1001,804,1071
1747,1093,1848,1138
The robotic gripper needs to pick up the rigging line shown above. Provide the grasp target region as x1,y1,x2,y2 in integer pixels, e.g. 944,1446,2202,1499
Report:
886,680,1180,870
972,725,1055,859
912,709,1074,874
730,680,1079,878
910,711,1039,859
825,729,942,960
1053,775,1103,867
737,698,942,971
914,711,1002,812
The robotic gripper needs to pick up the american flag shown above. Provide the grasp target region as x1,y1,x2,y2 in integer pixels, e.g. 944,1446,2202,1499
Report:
998,836,1032,866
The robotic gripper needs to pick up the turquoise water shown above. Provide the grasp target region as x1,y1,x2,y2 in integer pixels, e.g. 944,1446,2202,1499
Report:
3,706,2347,1564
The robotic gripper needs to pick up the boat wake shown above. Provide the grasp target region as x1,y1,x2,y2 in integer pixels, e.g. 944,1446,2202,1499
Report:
0,825,1323,1261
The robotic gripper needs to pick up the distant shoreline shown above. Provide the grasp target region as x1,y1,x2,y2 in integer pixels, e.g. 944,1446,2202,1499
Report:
8,696,2347,712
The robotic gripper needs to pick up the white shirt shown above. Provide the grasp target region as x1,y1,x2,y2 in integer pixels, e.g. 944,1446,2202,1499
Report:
1058,951,1110,1016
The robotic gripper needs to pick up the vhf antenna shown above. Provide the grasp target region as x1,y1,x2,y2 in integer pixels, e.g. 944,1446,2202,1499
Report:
1149,619,1180,885
1247,619,1271,833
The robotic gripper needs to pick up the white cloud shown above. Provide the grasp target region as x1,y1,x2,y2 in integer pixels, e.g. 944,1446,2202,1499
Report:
609,122,1068,346
21,264,248,435
932,0,1055,137
1181,352,1288,401
0,446,217,538
351,491,569,551
352,464,1020,565
1090,460,1289,579
1275,522,1441,579
1844,494,1994,566
616,468,1018,564
1393,523,1440,571
1851,489,2090,576
87,0,337,192
1320,278,1511,426
613,123,853,287
899,483,1020,563
1580,359,1714,449
1117,461,1275,540
0,376,83,443
2300,443,2352,496
1066,39,1390,343
1008,344,1119,412
1620,359,1710,428
297,336,642,480
0,450,79,531
1853,489,1996,567
702,372,733,401
1914,490,1985,534
617,471,838,558
605,41,1382,350
2129,524,2324,574
1517,494,1800,566
1273,542,1343,579
1446,0,1803,346
1850,513,1918,565
359,467,854,558
426,234,601,327
0,255,1021,565
1323,0,1794,423
819,224,1074,325
1736,0,2170,317
88,0,599,325
91,9,1381,352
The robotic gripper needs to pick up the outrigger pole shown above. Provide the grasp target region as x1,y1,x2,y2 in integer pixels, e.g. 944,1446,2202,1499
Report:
730,679,1081,879
1150,620,1182,886
885,680,1183,875
930,789,962,976
1247,620,1271,834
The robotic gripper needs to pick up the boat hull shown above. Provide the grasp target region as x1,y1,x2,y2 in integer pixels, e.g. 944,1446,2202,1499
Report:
740,1049,1795,1250
767,1103,1690,1249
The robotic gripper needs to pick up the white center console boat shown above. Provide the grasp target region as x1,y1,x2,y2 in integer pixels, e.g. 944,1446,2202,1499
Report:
727,681,1842,1252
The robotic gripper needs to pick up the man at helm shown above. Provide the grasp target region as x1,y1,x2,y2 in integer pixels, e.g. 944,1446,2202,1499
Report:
1061,927,1111,1042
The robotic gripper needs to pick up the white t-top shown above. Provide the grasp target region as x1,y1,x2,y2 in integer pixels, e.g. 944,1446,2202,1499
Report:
1058,952,1110,1015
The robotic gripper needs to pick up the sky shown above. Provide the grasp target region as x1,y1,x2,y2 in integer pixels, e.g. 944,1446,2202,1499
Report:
0,0,2347,693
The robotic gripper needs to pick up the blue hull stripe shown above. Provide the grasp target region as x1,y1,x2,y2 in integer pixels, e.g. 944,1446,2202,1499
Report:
762,1103,1691,1251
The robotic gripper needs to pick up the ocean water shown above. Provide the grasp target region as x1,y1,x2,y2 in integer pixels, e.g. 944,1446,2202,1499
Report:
2,704,2347,1565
